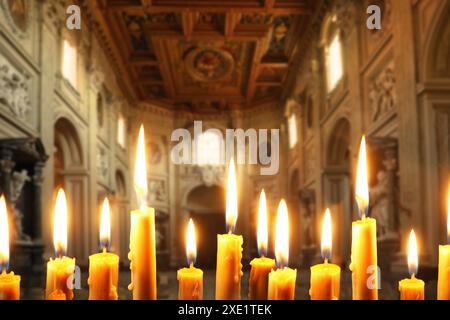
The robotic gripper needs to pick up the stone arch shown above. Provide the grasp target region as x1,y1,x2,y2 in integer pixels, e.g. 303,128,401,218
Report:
53,116,87,261
423,0,450,80
326,117,351,167
183,184,225,267
323,117,352,266
115,169,127,199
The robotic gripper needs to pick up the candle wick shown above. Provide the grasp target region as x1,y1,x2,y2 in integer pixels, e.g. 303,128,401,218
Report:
103,247,107,254
189,262,194,269
324,258,328,264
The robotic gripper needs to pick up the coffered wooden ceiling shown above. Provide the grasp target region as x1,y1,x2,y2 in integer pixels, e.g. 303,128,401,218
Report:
91,0,314,112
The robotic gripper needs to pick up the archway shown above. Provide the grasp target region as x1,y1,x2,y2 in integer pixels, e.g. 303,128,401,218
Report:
114,170,129,262
53,117,86,260
323,118,351,266
185,185,225,268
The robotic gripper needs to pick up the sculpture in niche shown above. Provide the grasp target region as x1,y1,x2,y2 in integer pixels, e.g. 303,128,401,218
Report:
368,139,399,240
11,170,30,241
369,62,396,122
149,180,166,203
0,64,31,120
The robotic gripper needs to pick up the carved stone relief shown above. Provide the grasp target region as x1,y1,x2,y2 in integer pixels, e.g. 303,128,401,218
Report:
0,63,32,121
368,61,397,123
149,179,167,204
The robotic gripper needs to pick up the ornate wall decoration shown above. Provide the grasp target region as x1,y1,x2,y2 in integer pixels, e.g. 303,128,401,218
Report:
267,15,292,55
0,63,31,120
96,147,108,179
240,13,272,25
197,165,225,187
184,47,235,82
147,13,178,25
1,0,29,38
148,142,162,165
368,61,397,122
123,14,149,51
149,179,167,203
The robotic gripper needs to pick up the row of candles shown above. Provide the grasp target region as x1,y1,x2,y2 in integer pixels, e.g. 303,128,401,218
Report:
0,126,449,300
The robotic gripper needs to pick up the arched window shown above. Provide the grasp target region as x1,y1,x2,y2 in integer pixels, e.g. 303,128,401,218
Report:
288,113,298,149
194,131,223,165
62,39,78,88
97,94,104,128
117,113,127,148
322,16,344,93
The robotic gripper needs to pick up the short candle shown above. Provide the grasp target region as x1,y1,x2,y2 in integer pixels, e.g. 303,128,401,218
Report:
399,229,425,300
249,190,276,300
268,199,297,300
0,195,20,300
309,208,341,300
177,219,203,300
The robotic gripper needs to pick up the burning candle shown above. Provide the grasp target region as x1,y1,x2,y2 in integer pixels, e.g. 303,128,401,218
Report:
88,197,119,300
0,195,20,300
45,188,75,300
249,189,276,300
399,229,425,300
349,136,378,300
177,219,203,300
309,208,341,300
128,125,157,300
438,188,450,300
215,159,243,300
268,199,297,300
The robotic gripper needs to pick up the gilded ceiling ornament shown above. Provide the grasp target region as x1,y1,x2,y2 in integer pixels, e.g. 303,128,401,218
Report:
184,47,235,82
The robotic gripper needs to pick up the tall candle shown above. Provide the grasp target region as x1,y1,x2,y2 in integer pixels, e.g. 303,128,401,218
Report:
216,159,243,300
268,200,297,300
438,189,450,300
399,229,424,300
177,219,203,300
249,189,276,300
46,188,75,300
309,208,341,300
88,197,119,300
128,125,157,300
349,136,378,300
0,195,20,300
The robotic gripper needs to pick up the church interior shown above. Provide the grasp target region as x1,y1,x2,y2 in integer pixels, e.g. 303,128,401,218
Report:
1,0,450,300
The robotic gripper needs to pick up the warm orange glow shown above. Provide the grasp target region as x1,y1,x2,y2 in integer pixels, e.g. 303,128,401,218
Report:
257,189,268,256
226,158,238,232
321,208,332,261
355,135,369,217
100,197,111,251
447,186,450,242
0,195,9,270
407,229,418,277
275,199,289,268
134,125,148,211
186,218,197,266
53,188,68,257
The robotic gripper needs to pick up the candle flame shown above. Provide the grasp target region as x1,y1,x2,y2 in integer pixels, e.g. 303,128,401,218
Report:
355,135,369,218
226,158,238,233
100,197,111,251
321,208,332,261
407,229,418,277
275,199,289,268
447,185,450,243
53,188,68,257
134,125,148,211
186,218,197,266
257,189,268,257
0,195,10,271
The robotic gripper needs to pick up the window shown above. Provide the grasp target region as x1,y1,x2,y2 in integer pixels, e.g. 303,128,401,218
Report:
62,40,78,88
288,114,298,149
194,131,223,165
117,114,127,148
326,34,343,92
